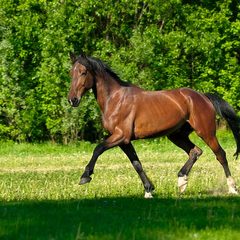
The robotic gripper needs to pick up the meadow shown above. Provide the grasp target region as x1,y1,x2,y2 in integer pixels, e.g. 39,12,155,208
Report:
0,130,240,240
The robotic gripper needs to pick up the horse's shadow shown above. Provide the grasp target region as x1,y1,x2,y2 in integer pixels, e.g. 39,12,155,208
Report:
1,195,240,239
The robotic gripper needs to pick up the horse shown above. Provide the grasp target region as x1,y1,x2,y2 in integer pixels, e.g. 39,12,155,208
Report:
68,54,240,198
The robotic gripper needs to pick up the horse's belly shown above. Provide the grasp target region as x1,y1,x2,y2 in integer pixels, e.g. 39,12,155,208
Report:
134,108,186,139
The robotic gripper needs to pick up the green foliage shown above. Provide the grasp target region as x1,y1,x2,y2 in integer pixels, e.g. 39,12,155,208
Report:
0,0,239,142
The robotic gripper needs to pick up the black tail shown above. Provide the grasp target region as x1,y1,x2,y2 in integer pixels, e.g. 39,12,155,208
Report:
204,93,240,159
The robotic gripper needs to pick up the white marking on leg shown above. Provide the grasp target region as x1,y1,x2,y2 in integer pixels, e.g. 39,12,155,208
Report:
227,176,238,194
144,191,153,199
178,175,188,194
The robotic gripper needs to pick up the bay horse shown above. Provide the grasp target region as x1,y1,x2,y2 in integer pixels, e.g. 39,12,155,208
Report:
68,54,240,198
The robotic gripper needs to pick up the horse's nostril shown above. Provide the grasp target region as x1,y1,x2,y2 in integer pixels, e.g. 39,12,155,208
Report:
69,97,80,107
73,97,78,104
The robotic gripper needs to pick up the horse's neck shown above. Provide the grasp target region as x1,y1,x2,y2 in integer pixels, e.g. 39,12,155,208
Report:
95,75,121,112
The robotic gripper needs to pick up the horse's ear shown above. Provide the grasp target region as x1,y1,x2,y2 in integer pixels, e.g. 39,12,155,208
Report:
80,52,86,58
69,52,77,63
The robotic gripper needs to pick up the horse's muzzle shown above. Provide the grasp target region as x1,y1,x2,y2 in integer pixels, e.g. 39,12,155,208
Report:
68,97,80,107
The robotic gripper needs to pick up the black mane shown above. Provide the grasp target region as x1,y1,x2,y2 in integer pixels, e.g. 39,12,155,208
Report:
75,55,131,87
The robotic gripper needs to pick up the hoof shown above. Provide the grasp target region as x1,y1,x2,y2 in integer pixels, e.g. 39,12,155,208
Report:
178,175,188,194
228,188,238,195
144,191,153,199
227,177,238,195
79,176,92,185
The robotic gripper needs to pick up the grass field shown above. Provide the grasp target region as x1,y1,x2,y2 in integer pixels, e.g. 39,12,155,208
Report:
0,130,240,239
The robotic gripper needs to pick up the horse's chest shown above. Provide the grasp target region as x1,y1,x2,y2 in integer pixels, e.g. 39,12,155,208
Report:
101,104,129,133
102,98,134,133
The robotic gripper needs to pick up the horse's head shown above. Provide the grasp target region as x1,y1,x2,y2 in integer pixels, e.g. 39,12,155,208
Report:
68,58,94,107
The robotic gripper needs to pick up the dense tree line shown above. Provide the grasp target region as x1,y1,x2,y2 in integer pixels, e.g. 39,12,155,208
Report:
0,0,240,143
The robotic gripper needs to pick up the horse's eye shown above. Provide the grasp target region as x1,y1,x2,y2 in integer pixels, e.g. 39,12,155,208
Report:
80,70,87,76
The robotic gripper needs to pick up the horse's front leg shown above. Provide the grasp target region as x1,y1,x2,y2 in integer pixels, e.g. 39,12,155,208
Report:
80,130,125,185
80,143,106,184
120,143,155,198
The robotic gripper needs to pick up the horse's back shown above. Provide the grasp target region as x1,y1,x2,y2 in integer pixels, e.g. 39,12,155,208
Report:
132,87,216,139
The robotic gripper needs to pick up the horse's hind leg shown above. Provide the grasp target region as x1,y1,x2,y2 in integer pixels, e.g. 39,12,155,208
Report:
168,124,203,193
201,135,238,194
120,143,155,198
191,116,238,194
185,90,237,194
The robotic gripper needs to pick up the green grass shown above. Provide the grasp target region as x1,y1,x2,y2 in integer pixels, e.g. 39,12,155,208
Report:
0,130,240,239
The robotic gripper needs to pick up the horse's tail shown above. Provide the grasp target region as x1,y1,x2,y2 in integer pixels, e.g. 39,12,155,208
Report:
205,93,240,159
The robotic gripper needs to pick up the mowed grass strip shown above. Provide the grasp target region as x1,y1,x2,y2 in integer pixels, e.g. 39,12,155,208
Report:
0,130,240,239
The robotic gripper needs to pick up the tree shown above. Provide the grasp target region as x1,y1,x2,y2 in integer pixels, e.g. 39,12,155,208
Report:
0,0,239,142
